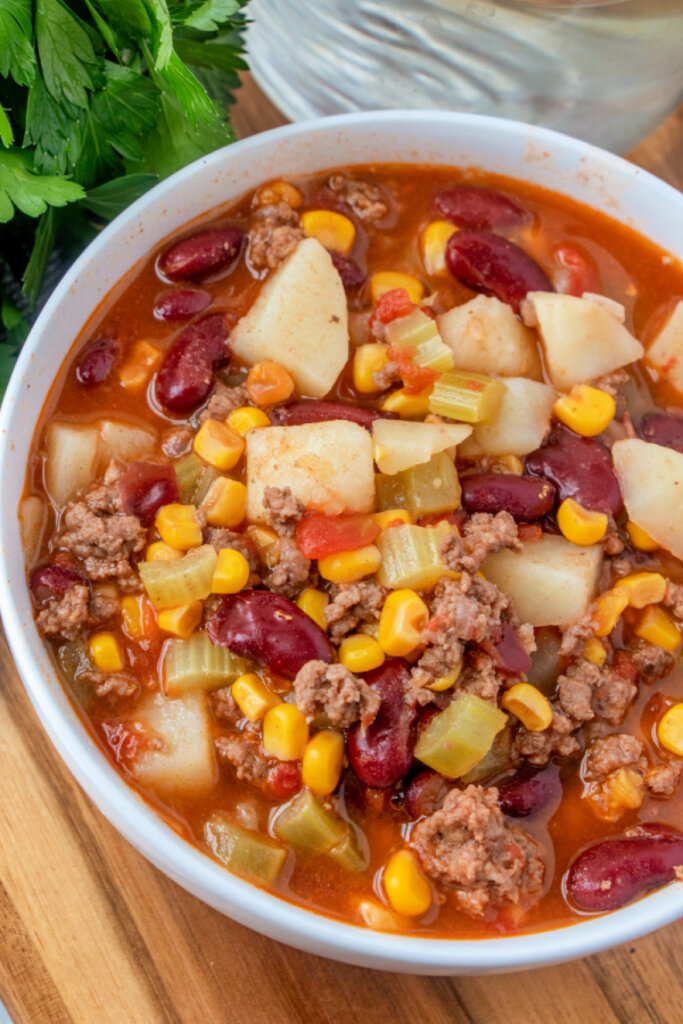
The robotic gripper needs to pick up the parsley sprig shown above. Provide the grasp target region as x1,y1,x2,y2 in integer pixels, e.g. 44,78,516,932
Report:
0,0,249,391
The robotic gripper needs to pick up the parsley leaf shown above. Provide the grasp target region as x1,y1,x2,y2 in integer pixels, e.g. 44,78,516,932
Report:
0,0,36,88
82,173,158,218
0,149,84,222
176,0,242,34
24,72,81,174
35,0,100,109
89,62,159,163
0,106,14,147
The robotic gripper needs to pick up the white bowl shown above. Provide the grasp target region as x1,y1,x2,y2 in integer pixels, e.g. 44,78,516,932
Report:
1,111,682,975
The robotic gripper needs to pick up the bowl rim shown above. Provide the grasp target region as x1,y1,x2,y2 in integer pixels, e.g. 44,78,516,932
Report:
2,108,682,974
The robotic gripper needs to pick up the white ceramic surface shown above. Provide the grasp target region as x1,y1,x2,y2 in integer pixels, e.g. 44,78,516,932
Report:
1,111,682,975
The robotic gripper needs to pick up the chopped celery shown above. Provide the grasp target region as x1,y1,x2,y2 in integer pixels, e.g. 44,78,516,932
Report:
377,521,454,590
386,308,454,374
194,465,222,505
273,790,366,871
415,692,507,778
205,813,287,884
376,452,461,518
139,544,217,610
163,632,247,697
174,453,205,503
57,641,94,706
429,372,506,424
274,789,346,851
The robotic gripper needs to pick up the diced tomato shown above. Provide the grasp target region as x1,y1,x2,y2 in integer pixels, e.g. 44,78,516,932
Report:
554,245,600,296
296,512,380,559
266,761,302,799
386,345,438,394
369,288,414,324
420,305,437,320
517,522,543,543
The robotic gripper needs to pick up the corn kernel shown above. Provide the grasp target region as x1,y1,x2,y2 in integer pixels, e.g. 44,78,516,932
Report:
634,605,681,652
553,385,616,437
157,601,203,638
428,663,462,692
383,849,432,917
371,272,424,306
557,497,608,546
246,524,281,569
378,588,429,658
301,209,356,255
227,405,271,435
120,595,145,640
339,634,385,674
232,673,282,722
201,477,247,528
353,343,390,395
318,544,382,584
301,728,345,795
358,900,406,932
495,454,524,475
421,220,457,276
256,180,303,208
146,541,184,562
155,504,203,551
262,703,309,761
246,360,295,406
372,509,412,530
296,587,329,631
592,589,629,637
193,419,245,471
657,703,683,756
381,386,432,419
613,571,667,609
606,768,646,812
212,548,251,594
501,683,552,732
118,341,162,391
583,637,607,667
626,521,659,552
89,633,124,673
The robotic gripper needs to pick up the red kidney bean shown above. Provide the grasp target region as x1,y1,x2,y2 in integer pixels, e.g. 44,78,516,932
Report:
207,590,333,678
639,412,683,452
75,337,117,388
461,473,556,520
158,227,244,282
525,424,623,517
153,288,212,323
266,762,303,800
566,824,683,912
346,659,418,789
271,400,397,429
404,769,451,819
498,765,562,818
30,564,86,604
118,462,180,526
446,230,553,313
434,186,526,230
155,313,229,412
485,623,532,676
329,251,366,291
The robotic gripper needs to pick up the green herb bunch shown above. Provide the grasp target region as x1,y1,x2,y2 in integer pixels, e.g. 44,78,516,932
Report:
0,0,249,388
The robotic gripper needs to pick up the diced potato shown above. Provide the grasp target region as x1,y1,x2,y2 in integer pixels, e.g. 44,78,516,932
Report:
45,421,100,507
19,496,47,564
612,438,683,560
527,292,644,391
438,296,542,380
129,691,217,797
459,377,556,457
231,238,349,398
645,300,683,396
246,421,375,520
482,534,603,628
98,418,157,466
372,419,471,475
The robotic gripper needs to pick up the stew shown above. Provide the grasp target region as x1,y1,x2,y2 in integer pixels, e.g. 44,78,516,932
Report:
22,163,683,937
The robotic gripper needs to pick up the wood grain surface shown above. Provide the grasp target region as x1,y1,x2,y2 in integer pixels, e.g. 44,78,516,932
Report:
2,74,683,1024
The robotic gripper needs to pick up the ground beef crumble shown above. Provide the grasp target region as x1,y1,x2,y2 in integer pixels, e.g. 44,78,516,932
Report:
216,730,271,785
80,670,140,701
263,486,305,536
327,174,389,222
36,584,91,642
439,512,520,576
583,733,647,782
557,656,637,727
199,382,250,424
264,536,312,598
647,761,683,796
324,581,385,643
411,785,545,918
372,359,401,391
630,638,674,683
513,704,582,765
205,527,260,576
248,202,304,272
294,660,380,729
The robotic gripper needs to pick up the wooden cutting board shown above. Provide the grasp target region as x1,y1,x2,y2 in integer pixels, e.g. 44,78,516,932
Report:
1,75,682,1024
